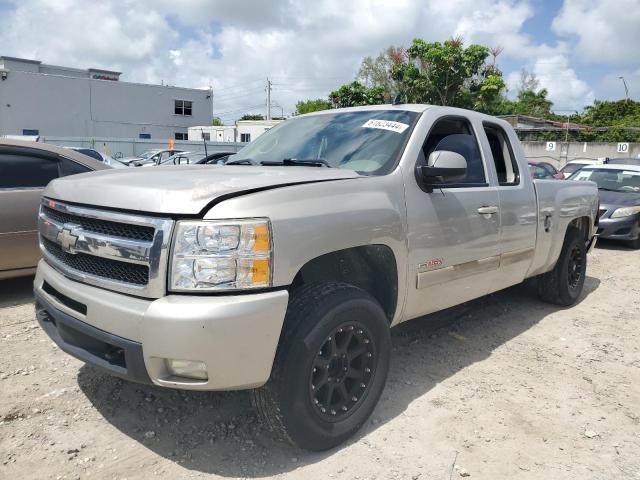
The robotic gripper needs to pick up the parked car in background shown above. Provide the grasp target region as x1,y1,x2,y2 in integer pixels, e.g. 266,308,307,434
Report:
605,157,640,167
66,147,126,168
569,164,640,249
0,139,109,279
157,151,237,166
120,149,185,167
528,160,564,179
560,159,602,176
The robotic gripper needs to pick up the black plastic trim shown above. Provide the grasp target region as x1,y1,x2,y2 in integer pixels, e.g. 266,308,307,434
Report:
35,290,151,384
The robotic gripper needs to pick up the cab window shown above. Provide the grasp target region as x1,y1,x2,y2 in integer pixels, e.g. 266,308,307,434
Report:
483,123,519,185
418,117,486,186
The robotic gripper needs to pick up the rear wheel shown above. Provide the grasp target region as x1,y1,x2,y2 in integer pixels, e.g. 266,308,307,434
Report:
536,227,587,306
251,282,391,451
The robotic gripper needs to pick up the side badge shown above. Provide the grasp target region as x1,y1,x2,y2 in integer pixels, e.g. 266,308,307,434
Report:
418,258,444,272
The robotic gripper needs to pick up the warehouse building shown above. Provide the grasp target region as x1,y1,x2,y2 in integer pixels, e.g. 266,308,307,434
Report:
0,56,213,139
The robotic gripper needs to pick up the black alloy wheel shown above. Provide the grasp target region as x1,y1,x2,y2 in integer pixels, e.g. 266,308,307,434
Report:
310,322,376,421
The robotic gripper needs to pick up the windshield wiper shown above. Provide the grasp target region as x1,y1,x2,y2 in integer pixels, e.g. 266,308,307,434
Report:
225,157,261,166
597,187,620,192
279,158,333,168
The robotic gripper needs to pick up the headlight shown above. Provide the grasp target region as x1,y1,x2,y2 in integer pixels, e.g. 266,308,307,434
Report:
610,206,640,218
170,219,272,291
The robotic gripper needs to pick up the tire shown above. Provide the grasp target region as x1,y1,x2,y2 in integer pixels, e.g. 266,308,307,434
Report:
536,227,587,306
250,282,391,451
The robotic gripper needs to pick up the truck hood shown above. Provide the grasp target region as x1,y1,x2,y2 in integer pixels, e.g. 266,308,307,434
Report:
44,165,361,215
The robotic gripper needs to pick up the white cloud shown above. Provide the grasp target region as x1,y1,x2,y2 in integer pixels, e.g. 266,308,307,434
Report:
0,0,623,120
532,55,594,111
552,0,640,64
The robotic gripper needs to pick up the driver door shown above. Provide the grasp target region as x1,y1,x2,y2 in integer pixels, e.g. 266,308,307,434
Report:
402,114,501,320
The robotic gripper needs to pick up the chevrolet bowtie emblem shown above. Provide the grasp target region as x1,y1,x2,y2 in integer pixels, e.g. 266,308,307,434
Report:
57,223,81,253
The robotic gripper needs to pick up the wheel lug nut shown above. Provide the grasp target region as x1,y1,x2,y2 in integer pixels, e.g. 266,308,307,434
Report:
342,406,348,411
331,409,336,415
358,330,363,334
314,399,319,404
313,367,317,373
366,353,372,358
363,339,370,344
343,367,348,371
321,407,326,413
328,336,332,341
360,383,366,388
351,396,358,402
365,367,371,373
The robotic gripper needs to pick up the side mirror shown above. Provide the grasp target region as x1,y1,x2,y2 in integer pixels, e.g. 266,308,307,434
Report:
417,150,467,192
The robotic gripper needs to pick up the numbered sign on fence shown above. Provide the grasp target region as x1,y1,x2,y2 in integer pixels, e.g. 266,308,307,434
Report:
546,142,556,152
617,143,629,153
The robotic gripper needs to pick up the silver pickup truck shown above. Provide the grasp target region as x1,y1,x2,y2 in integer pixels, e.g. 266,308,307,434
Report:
34,105,598,450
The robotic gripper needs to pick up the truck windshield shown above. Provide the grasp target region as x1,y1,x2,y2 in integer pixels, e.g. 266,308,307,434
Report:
569,168,640,192
229,110,419,175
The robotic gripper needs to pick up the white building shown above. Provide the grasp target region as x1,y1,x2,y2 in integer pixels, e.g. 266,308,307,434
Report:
236,119,283,143
188,125,236,142
0,56,213,140
188,119,284,144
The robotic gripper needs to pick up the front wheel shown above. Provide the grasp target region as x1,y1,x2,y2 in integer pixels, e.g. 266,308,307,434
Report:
536,227,587,306
251,282,391,451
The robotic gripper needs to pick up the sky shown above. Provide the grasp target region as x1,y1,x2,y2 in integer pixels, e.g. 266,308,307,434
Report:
1,0,638,123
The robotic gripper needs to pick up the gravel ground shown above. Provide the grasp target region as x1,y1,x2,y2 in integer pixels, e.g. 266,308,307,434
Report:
1,241,639,480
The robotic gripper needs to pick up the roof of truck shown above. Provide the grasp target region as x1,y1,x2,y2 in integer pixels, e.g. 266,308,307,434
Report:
302,104,513,125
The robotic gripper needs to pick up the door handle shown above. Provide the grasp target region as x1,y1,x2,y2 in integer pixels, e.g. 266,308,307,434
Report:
477,206,498,215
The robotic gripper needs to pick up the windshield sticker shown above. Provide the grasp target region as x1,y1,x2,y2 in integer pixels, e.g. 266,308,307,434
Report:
362,119,409,133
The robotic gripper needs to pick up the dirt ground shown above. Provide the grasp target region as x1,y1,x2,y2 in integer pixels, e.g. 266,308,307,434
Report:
1,241,639,480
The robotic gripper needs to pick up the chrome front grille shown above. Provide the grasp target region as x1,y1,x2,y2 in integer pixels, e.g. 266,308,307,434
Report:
38,198,174,297
42,206,155,241
41,237,150,285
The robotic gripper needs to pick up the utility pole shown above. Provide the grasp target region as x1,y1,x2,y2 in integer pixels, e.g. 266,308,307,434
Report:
266,78,272,120
619,76,629,101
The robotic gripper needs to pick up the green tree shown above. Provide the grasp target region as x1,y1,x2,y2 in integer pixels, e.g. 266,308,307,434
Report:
356,47,402,102
212,116,224,126
390,37,506,111
329,81,385,108
295,98,331,115
581,99,640,126
513,89,553,117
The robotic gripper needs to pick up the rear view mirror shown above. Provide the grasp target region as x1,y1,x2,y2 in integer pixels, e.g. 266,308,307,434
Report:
417,150,467,192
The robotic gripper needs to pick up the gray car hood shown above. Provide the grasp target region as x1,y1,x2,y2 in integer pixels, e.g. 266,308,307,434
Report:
44,165,361,215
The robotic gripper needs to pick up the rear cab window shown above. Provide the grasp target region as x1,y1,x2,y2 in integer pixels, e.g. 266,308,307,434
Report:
482,123,519,186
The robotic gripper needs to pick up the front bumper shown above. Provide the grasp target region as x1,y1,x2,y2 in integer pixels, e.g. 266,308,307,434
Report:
597,214,640,241
34,260,289,390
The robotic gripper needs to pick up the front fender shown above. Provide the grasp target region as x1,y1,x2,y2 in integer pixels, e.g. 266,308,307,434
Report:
203,174,409,323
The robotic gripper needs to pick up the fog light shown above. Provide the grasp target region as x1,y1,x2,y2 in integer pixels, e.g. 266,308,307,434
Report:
165,359,208,380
